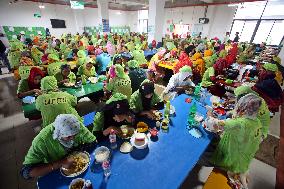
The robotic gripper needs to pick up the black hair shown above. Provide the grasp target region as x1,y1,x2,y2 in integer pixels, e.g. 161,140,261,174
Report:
60,64,71,71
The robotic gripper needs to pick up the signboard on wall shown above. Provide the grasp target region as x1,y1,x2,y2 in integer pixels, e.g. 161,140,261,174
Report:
102,19,110,32
2,26,46,40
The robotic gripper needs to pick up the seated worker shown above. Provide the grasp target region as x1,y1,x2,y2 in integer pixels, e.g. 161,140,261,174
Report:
77,57,96,78
66,49,79,61
21,114,96,179
92,93,134,142
252,63,283,113
17,67,45,98
36,76,81,127
127,60,147,92
162,65,195,100
200,58,227,97
202,94,262,189
54,64,76,87
106,64,132,100
130,80,164,119
234,86,270,139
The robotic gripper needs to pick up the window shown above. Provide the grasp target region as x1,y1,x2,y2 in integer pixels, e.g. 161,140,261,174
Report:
230,1,284,45
138,10,148,33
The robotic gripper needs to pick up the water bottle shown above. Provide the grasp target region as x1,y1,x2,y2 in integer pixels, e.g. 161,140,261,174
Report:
200,89,206,106
102,160,111,177
109,129,117,149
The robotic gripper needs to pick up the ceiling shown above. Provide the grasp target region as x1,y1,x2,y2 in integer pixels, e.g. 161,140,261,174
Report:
22,0,265,10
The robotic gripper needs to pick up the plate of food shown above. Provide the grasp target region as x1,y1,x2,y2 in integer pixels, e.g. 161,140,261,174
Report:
130,133,149,149
136,122,149,133
153,111,163,120
88,77,98,84
69,178,85,189
60,151,90,177
117,125,135,139
120,142,133,153
64,82,75,87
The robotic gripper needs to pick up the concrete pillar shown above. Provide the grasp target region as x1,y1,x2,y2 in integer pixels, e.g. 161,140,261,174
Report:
97,0,110,33
148,0,165,44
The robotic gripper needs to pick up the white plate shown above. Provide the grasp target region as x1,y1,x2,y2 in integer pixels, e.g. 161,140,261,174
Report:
130,133,149,149
60,151,90,178
169,105,175,115
88,77,98,83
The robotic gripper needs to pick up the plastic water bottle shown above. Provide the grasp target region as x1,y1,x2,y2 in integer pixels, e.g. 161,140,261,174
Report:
200,89,206,106
109,129,117,149
102,160,111,177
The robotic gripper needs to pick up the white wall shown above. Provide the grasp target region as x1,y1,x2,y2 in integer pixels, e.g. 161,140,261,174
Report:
0,0,82,38
162,5,236,39
0,0,132,39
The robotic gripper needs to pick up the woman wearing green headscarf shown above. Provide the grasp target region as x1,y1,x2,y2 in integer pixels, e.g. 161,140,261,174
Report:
54,64,76,87
130,79,164,119
92,93,134,141
202,94,262,188
106,64,132,100
31,46,43,65
8,42,23,69
21,114,96,179
77,49,87,66
35,76,81,127
77,57,96,78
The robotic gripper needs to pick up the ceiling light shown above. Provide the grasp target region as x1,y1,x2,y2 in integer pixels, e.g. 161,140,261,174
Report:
116,11,122,15
39,5,45,9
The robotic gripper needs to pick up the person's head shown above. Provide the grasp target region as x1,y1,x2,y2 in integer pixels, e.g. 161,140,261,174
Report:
179,65,193,81
86,62,93,71
226,32,230,36
52,114,81,148
72,49,79,57
40,76,58,91
235,93,262,118
61,64,71,77
28,67,45,87
139,80,155,99
128,60,139,70
105,93,130,122
113,55,123,65
47,53,59,63
235,32,239,36
260,63,278,80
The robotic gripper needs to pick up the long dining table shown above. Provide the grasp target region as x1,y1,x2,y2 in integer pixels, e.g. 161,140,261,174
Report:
37,94,215,189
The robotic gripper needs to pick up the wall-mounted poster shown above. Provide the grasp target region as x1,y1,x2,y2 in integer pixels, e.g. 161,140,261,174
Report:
102,19,110,32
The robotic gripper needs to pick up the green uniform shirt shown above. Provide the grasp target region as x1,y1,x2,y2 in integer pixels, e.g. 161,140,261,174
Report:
92,112,104,132
17,79,30,95
35,91,81,127
106,77,132,100
23,123,96,165
129,90,162,113
8,50,21,69
201,67,215,87
257,99,271,138
211,117,262,173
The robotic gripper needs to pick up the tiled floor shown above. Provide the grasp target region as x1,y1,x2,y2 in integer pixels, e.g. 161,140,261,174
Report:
0,71,278,189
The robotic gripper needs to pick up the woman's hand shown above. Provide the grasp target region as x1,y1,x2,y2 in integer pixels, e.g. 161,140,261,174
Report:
60,156,75,169
33,89,42,96
103,126,121,136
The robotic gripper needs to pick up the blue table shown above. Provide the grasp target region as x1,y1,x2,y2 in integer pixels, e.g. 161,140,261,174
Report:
37,94,214,189
144,49,157,57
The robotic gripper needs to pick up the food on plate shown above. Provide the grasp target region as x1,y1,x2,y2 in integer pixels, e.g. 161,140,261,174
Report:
88,77,98,83
161,118,169,130
153,111,163,120
120,142,133,153
137,122,149,133
62,154,88,176
94,146,110,163
64,82,75,87
134,133,146,146
70,179,85,189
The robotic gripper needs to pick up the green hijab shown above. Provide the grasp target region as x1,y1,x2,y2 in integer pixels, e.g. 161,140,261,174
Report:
41,76,58,91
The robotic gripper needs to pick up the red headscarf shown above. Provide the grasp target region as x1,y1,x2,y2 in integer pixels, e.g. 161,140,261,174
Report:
152,40,157,48
213,58,227,75
27,67,45,90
